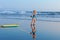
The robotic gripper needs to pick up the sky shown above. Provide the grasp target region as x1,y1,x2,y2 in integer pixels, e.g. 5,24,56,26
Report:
0,0,60,11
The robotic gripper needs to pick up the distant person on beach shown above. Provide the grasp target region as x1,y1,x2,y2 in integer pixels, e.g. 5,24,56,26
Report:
30,10,37,40
30,10,37,24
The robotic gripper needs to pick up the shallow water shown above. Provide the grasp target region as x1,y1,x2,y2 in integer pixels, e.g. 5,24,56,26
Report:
0,17,60,40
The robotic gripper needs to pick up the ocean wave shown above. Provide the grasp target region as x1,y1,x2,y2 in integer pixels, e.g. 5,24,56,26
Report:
0,17,60,22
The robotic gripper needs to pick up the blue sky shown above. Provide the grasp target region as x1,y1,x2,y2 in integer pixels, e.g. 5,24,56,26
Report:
0,0,60,11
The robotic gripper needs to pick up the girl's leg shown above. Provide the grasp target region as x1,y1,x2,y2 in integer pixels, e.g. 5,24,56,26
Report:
33,18,36,27
31,19,34,27
34,18,36,23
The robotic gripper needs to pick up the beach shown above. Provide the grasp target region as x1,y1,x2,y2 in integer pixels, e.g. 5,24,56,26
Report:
0,16,60,40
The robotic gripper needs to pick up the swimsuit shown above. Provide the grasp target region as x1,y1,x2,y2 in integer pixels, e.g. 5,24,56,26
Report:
32,30,36,35
32,15,36,18
33,32,35,35
32,31,36,35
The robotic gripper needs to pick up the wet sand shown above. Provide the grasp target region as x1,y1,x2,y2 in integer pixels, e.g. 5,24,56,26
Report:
0,18,60,40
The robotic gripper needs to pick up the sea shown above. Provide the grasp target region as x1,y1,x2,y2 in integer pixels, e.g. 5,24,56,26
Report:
0,10,60,40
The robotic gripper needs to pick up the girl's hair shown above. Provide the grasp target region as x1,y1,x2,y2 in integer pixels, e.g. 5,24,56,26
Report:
33,10,36,13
